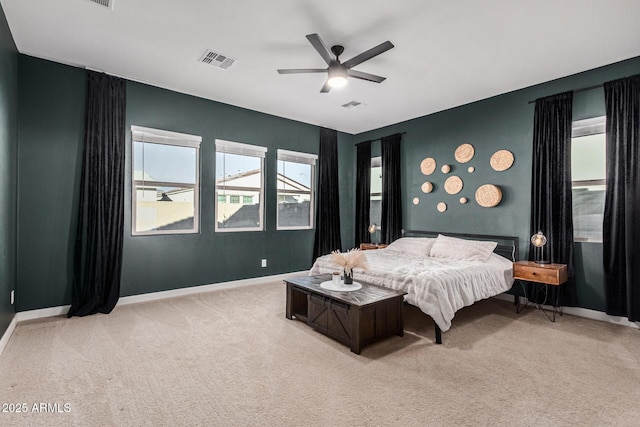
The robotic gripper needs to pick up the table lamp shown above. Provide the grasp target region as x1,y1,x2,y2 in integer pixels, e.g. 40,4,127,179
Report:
530,230,549,264
368,223,382,244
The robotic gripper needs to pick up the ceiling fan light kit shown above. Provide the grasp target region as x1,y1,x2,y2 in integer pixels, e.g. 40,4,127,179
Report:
327,61,347,88
278,33,394,93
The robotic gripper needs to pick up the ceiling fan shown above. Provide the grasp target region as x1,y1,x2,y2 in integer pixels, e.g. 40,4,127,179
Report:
277,33,394,93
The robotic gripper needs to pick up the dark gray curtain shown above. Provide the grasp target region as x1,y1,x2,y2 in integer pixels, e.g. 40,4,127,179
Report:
381,133,402,244
313,128,342,261
355,141,372,247
68,71,126,317
528,91,578,306
603,75,640,321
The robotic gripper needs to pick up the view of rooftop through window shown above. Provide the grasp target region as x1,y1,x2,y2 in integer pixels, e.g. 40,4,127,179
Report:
214,139,268,232
133,137,199,234
277,159,313,229
571,117,606,243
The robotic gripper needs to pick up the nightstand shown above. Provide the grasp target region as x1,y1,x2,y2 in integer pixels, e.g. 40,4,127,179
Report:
359,243,388,251
513,261,568,322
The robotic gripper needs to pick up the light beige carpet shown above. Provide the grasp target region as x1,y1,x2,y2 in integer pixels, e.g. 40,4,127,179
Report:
1,281,639,426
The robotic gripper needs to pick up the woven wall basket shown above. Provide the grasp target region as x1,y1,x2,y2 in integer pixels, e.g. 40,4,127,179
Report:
490,150,514,171
444,176,463,194
454,144,475,163
421,182,434,193
420,157,436,175
475,184,502,207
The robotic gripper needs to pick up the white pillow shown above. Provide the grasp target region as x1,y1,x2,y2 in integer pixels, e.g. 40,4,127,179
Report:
386,237,436,257
429,234,497,262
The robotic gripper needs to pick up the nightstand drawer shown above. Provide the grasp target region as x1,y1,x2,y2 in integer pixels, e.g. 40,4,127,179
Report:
513,261,567,286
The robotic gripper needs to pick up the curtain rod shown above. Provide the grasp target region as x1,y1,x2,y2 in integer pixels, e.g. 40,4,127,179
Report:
527,83,602,104
356,132,406,146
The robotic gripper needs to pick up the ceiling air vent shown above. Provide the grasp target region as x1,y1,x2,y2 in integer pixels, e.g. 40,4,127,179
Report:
199,49,237,70
88,0,114,9
342,101,364,110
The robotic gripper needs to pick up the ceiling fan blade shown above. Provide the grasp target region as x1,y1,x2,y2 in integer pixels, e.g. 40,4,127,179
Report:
278,68,327,74
342,41,394,69
347,69,386,83
306,33,334,66
320,81,332,93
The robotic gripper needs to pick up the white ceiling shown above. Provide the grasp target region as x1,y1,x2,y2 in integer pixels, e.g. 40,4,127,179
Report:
3,0,640,134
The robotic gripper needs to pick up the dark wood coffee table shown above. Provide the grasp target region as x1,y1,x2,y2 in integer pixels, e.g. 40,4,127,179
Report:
285,274,407,354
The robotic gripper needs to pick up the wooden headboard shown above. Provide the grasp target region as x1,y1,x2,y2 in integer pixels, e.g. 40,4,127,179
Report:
401,229,519,262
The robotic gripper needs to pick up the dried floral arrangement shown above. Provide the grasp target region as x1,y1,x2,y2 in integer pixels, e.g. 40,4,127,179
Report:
330,249,368,276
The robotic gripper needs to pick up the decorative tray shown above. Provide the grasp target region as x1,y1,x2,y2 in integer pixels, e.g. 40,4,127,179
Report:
319,281,363,292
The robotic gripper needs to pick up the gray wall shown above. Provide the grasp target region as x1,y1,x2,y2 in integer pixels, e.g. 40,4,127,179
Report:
351,56,640,312
0,4,18,336
16,56,353,310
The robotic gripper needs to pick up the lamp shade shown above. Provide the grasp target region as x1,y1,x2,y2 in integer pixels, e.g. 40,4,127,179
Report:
368,223,380,234
531,230,550,264
531,230,547,248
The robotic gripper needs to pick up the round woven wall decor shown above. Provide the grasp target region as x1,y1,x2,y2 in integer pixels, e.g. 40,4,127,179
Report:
441,164,451,174
454,144,475,163
421,182,433,193
412,197,420,205
420,157,437,175
490,150,514,171
475,184,503,207
460,197,468,204
437,202,447,212
444,176,463,195
468,166,475,173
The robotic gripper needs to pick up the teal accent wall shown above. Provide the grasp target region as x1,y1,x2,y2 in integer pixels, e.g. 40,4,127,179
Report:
122,81,351,297
337,130,355,249
351,56,640,312
16,56,86,311
16,56,353,310
0,3,18,336
14,48,639,314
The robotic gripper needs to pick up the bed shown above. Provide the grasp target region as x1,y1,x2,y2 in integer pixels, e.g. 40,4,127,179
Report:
309,230,519,344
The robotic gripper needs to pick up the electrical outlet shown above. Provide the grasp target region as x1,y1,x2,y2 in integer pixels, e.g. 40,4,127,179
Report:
11,290,14,305
261,259,267,268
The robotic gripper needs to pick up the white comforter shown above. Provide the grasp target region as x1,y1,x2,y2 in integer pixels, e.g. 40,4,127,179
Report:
309,248,513,332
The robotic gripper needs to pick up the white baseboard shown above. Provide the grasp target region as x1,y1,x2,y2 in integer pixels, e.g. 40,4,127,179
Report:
1,271,309,356
4,275,637,357
15,305,71,322
0,315,18,356
493,293,639,329
117,270,308,306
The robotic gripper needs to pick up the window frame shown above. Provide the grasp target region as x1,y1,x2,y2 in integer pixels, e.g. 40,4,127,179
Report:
131,125,201,236
370,156,382,228
276,149,317,231
571,116,606,243
215,139,267,233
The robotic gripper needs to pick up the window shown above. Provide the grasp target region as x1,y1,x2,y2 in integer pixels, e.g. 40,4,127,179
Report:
277,149,317,230
215,140,267,231
571,116,606,242
131,126,201,235
370,156,382,227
